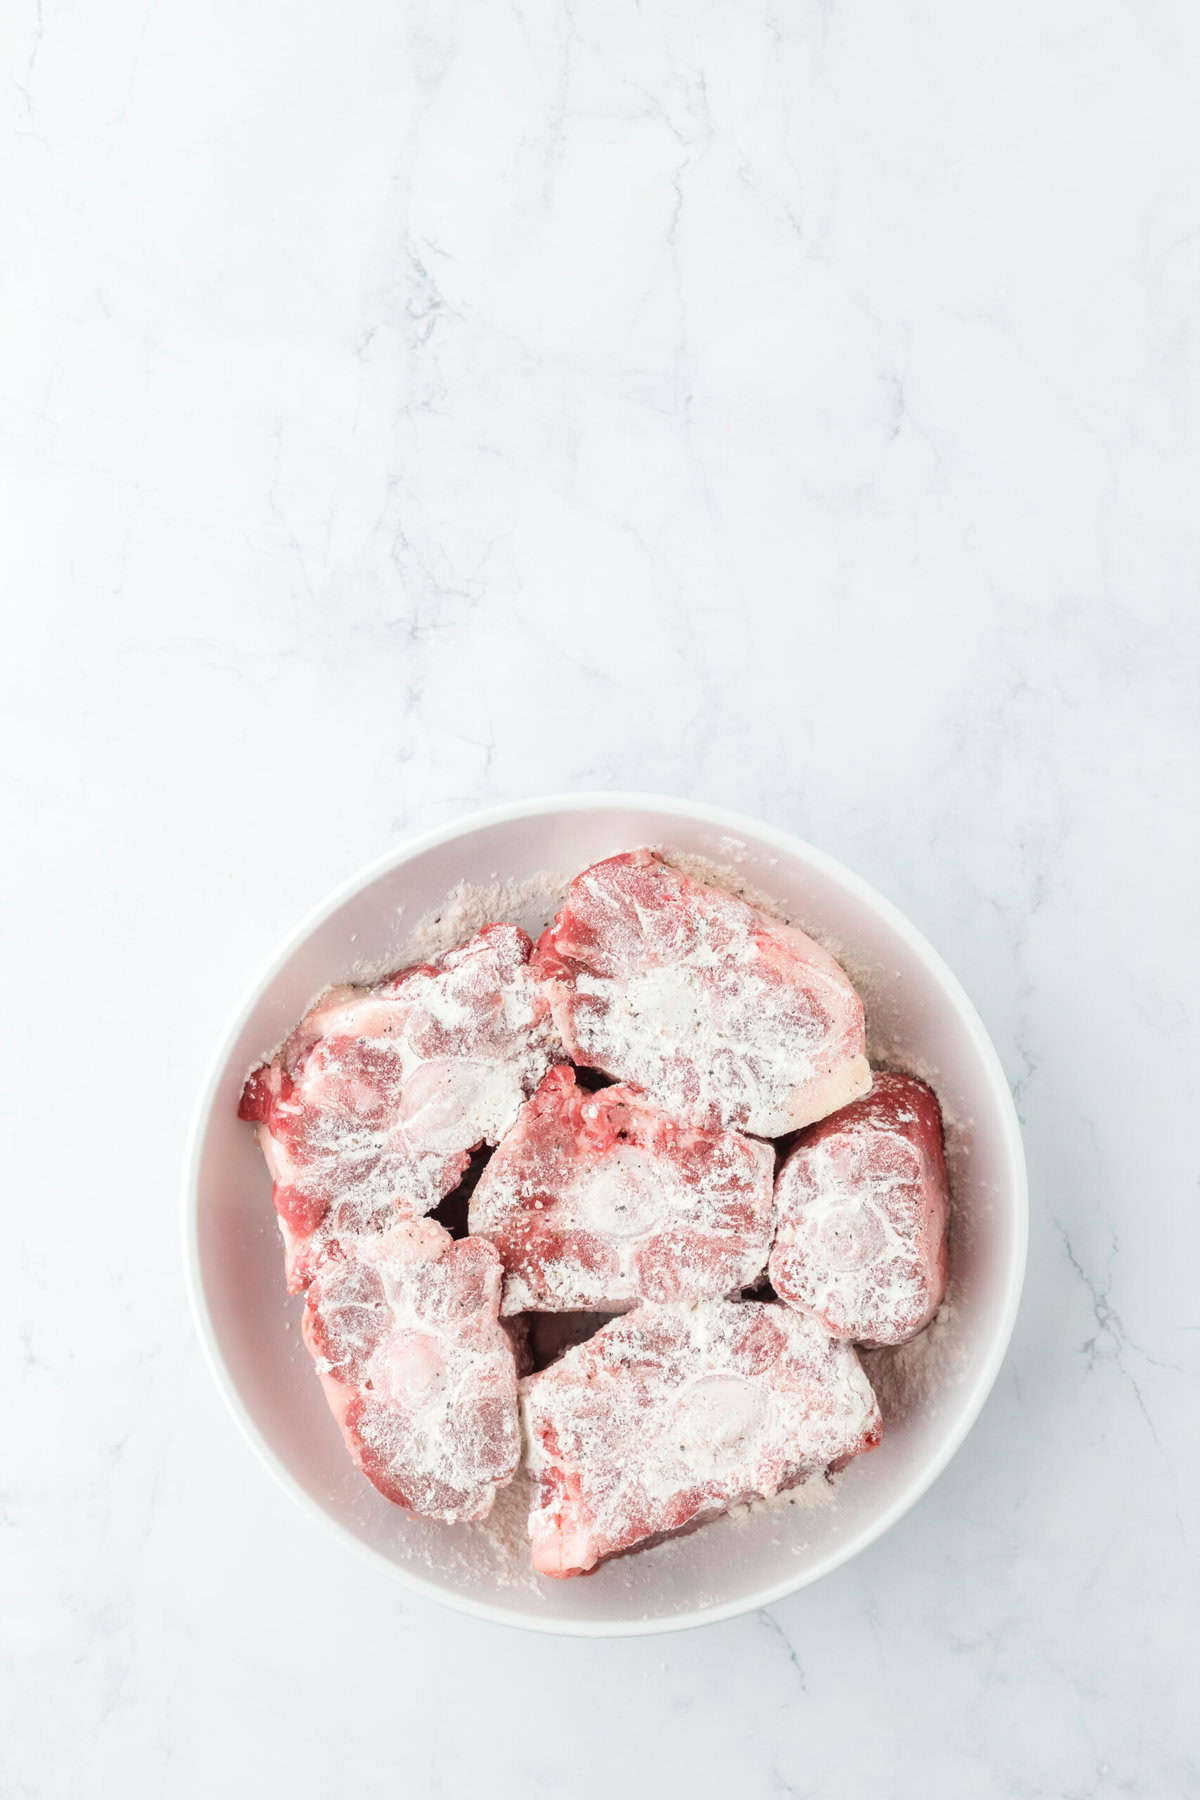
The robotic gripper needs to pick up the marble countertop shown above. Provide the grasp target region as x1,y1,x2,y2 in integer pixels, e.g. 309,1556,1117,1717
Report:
5,1,1198,1794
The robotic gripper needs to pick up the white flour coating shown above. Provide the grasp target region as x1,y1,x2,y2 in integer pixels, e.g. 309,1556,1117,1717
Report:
396,1436,844,1593
538,852,870,1137
659,848,795,920
303,1221,520,1523
452,1467,546,1590
245,926,560,1289
405,871,572,962
769,1073,950,1348
861,1292,966,1420
773,1135,926,1333
469,1068,775,1313
521,1301,881,1575
669,847,931,1086
725,1468,842,1526
369,932,558,1148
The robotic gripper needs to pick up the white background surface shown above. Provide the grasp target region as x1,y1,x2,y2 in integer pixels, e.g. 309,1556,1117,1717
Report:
4,2,1198,1795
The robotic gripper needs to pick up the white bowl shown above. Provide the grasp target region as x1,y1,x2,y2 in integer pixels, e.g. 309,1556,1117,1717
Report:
183,794,1027,1636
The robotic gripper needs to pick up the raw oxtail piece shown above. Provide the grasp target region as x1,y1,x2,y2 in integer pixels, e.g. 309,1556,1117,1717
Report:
522,1300,881,1577
532,851,870,1136
769,1072,950,1348
470,1066,774,1313
239,924,561,1290
303,1219,520,1522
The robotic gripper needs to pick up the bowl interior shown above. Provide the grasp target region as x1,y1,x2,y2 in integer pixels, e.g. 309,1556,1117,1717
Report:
187,799,1025,1633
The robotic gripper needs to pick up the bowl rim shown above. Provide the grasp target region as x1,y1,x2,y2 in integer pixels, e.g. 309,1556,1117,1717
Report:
182,791,1028,1637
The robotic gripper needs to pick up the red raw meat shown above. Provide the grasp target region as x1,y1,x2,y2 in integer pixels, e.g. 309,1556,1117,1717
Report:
522,1300,881,1577
239,925,560,1291
532,852,870,1137
303,1219,520,1521
769,1072,950,1347
470,1066,774,1312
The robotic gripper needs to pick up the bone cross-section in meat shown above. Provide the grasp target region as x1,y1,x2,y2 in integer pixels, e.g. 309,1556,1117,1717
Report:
470,1066,774,1313
522,1300,881,1577
769,1072,950,1347
303,1219,520,1522
239,924,561,1291
531,852,870,1136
